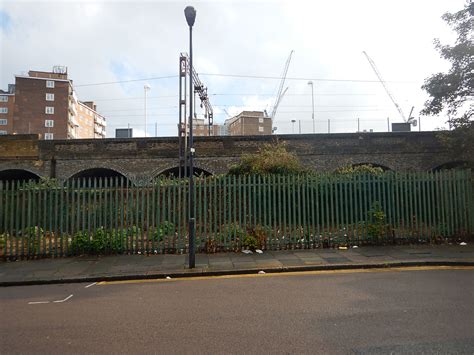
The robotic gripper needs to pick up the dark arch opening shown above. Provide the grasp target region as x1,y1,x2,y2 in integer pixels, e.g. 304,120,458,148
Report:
157,166,213,178
0,169,41,182
351,163,392,171
69,168,129,184
432,161,471,172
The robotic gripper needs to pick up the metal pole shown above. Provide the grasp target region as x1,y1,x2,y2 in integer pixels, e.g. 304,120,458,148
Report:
328,119,330,133
298,120,301,134
387,117,390,132
144,86,147,137
188,24,195,269
311,84,315,133
357,117,360,132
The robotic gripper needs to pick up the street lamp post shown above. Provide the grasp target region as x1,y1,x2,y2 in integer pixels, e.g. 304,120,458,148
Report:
291,119,296,134
144,84,151,137
185,5,196,269
307,81,315,133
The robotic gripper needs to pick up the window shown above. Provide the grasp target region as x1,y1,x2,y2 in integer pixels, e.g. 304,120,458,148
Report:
0,130,7,135
0,107,8,114
44,133,54,140
46,93,54,101
0,119,7,125
0,95,8,102
45,119,54,128
258,126,264,132
259,117,264,123
46,80,55,88
45,106,54,114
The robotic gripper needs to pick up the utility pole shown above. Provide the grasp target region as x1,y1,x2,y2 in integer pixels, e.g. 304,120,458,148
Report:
144,84,151,137
308,81,315,133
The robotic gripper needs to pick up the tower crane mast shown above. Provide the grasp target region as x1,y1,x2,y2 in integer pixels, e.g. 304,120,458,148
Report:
362,51,407,122
271,50,294,121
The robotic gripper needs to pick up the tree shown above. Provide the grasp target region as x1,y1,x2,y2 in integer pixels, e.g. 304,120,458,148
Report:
421,2,473,156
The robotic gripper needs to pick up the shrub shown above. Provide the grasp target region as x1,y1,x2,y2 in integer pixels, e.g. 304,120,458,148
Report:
70,228,123,255
367,202,386,241
153,221,175,241
250,224,271,249
23,226,43,238
228,141,307,175
243,235,258,251
335,164,384,175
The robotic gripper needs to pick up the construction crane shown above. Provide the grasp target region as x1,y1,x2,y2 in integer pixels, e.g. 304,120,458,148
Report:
362,51,414,124
271,50,294,122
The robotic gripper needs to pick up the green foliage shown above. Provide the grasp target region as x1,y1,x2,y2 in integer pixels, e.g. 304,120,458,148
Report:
367,202,386,241
335,164,384,175
0,233,7,249
218,223,246,241
153,221,175,241
71,227,123,255
23,177,61,190
127,226,141,237
228,141,307,175
22,226,43,238
243,235,258,251
250,224,272,249
422,2,473,155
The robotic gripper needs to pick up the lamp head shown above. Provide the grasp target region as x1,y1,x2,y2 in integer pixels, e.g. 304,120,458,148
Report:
307,81,313,86
144,83,151,90
184,6,196,27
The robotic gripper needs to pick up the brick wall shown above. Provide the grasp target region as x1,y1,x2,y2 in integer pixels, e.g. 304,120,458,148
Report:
0,132,470,185
13,77,69,139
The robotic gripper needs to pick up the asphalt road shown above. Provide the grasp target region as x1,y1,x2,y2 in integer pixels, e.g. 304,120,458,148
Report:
1,267,473,354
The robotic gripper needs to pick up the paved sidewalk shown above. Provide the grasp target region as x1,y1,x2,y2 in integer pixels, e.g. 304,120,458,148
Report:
1,244,473,286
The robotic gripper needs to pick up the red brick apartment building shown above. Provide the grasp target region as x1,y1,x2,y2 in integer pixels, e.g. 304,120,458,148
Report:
0,67,106,139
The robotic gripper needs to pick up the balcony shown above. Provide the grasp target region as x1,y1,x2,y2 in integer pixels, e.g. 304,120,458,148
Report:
95,116,106,127
68,114,78,127
68,104,78,117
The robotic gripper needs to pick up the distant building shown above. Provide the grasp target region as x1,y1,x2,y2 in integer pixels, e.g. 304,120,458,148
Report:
391,123,411,132
116,128,133,138
181,118,222,137
0,66,106,139
224,111,272,136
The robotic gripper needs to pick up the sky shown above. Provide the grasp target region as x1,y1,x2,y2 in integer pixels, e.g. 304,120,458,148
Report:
0,0,466,137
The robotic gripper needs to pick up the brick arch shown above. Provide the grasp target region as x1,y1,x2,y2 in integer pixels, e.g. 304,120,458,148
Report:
0,165,44,179
0,168,42,182
62,164,134,182
430,160,471,172
151,164,214,179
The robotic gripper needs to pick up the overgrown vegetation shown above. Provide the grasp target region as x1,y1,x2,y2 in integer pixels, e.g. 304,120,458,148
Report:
367,202,387,242
335,164,385,175
228,141,308,175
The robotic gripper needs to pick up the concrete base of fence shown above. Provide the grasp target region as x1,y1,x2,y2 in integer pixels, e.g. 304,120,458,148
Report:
1,245,473,287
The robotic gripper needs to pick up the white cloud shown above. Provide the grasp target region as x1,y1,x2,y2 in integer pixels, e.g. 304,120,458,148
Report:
0,0,464,136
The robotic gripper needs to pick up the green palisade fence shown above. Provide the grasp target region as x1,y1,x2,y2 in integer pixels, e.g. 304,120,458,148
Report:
0,170,473,260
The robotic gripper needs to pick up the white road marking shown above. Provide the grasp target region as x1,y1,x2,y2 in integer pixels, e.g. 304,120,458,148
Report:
53,294,73,303
85,282,97,288
28,301,50,305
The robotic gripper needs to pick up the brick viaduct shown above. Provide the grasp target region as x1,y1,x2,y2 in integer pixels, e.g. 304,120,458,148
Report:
0,132,470,185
